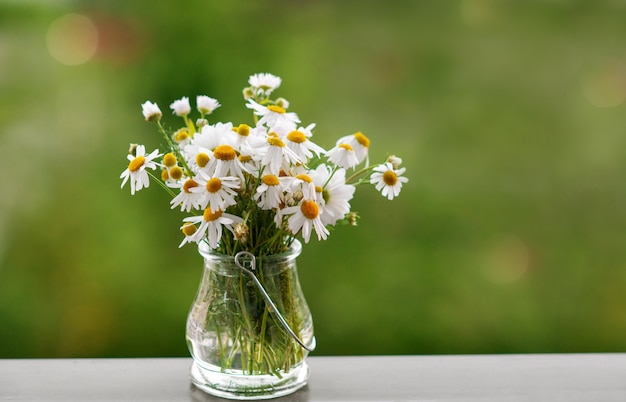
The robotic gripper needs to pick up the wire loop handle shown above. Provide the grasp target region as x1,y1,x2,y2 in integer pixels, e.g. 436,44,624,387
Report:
234,251,316,353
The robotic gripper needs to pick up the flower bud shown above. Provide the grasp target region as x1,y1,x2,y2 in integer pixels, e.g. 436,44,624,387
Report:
141,101,162,122
275,97,290,109
292,190,304,204
234,223,249,244
387,155,403,169
347,212,359,226
196,118,208,129
242,87,254,100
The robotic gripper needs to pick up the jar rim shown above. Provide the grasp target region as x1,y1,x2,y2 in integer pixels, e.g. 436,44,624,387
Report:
198,239,302,262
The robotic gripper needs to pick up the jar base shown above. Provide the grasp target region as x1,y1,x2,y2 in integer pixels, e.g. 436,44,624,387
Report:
189,360,309,400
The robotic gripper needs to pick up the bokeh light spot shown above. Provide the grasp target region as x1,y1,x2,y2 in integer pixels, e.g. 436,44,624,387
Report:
582,63,626,108
483,235,530,284
460,0,497,26
46,13,98,66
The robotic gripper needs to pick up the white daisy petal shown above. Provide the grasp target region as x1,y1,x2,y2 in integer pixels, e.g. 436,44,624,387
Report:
170,96,191,116
369,162,408,200
326,143,359,169
196,95,220,115
120,145,161,195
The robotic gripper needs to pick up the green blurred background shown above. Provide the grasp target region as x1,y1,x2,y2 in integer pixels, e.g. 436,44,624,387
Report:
1,0,626,358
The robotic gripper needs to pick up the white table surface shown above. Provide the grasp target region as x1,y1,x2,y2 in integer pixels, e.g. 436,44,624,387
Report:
1,354,625,401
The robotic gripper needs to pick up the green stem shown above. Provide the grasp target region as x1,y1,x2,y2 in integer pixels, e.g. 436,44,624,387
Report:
322,165,339,188
346,163,377,184
184,115,196,135
258,299,269,364
227,325,241,367
237,271,256,373
215,320,227,371
147,171,177,197
157,120,193,177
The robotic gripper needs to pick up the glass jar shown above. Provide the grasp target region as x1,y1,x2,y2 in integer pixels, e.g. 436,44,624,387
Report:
186,240,315,400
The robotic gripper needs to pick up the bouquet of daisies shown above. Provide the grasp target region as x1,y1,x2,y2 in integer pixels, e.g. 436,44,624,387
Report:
120,73,408,257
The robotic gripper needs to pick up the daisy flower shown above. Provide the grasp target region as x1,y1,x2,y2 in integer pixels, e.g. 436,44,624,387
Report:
196,95,220,115
237,143,261,177
255,174,287,210
182,208,243,248
191,171,240,212
310,164,355,226
289,173,317,201
285,124,325,161
248,72,282,97
183,122,233,173
248,131,301,175
207,144,248,180
246,99,300,131
141,101,162,122
335,131,370,165
370,162,409,200
173,128,192,147
326,143,359,169
170,178,203,212
170,97,191,117
230,123,253,149
178,222,198,248
120,145,161,195
282,199,329,243
195,122,232,147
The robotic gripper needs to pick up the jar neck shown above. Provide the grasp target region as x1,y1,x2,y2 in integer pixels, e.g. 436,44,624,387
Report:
198,240,302,277
198,239,302,263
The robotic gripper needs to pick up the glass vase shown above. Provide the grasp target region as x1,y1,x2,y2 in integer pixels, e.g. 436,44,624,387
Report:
186,239,315,400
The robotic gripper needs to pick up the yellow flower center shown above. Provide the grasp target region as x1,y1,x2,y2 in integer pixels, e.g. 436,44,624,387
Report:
383,170,398,186
175,130,190,142
169,166,183,180
353,131,370,148
267,135,285,147
239,154,252,163
339,143,353,151
214,145,236,161
162,153,177,167
262,174,280,186
295,174,312,183
183,179,199,193
267,105,286,114
315,185,323,193
234,124,251,137
300,200,319,220
287,131,307,143
128,155,145,172
206,177,222,193
196,152,210,168
161,169,169,181
181,222,197,237
203,207,223,222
